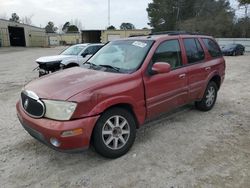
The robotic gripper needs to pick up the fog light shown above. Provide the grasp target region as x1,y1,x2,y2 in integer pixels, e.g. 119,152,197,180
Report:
61,128,83,137
50,138,61,147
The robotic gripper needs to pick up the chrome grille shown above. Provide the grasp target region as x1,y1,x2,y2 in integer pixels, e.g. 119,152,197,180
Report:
21,90,45,118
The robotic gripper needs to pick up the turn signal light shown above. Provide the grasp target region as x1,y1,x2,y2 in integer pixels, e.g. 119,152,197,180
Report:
61,128,83,137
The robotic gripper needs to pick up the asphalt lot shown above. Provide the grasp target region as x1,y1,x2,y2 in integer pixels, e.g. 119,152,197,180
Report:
0,47,250,188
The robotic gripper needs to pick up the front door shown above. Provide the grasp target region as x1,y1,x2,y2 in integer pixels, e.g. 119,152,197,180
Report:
143,39,188,119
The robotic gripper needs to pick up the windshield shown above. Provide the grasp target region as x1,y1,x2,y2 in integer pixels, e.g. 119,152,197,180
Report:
87,40,154,73
60,45,86,55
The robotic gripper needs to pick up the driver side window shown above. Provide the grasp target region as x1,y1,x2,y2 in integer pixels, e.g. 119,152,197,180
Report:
82,46,95,55
152,40,183,69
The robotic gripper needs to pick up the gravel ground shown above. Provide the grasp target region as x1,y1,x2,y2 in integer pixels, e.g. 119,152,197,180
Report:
0,47,250,188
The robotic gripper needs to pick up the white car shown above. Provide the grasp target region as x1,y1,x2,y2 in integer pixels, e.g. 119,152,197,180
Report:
36,43,103,77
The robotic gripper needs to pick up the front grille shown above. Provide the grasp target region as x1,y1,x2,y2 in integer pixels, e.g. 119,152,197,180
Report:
37,61,61,72
21,91,45,118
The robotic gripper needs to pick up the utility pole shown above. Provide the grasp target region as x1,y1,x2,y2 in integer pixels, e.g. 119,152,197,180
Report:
108,0,111,27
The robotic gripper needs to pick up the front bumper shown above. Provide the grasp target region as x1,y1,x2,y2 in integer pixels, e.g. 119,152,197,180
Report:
16,101,100,152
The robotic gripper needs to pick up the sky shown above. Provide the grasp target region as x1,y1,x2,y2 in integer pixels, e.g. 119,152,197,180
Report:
0,0,152,29
0,0,246,30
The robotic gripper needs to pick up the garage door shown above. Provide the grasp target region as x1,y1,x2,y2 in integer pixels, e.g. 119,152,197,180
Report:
8,26,26,47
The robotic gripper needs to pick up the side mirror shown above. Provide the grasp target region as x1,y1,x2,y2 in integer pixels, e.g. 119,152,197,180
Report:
81,53,89,58
151,62,171,75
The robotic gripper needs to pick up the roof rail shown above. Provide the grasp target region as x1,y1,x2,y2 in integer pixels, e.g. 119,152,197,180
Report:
129,34,148,37
150,31,202,36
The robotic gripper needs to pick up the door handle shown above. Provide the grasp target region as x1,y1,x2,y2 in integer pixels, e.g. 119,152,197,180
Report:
205,67,211,71
179,74,186,79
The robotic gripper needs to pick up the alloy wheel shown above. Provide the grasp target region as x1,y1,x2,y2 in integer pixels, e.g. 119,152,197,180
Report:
102,115,130,150
205,86,215,107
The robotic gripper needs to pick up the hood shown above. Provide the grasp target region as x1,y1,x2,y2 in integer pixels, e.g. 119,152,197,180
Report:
36,55,74,63
222,48,234,52
25,67,125,100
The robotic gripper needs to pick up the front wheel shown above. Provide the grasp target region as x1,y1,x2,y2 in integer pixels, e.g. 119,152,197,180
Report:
195,81,218,111
92,107,136,158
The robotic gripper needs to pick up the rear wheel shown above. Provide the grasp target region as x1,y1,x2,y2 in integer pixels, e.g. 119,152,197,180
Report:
195,81,218,111
92,107,136,158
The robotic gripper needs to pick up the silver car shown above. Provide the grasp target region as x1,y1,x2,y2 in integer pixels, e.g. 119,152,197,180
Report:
36,43,103,77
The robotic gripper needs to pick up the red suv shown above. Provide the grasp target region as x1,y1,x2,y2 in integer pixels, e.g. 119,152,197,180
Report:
16,32,225,158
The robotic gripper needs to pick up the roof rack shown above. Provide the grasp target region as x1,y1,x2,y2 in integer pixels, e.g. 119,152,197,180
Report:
149,31,202,36
129,34,148,37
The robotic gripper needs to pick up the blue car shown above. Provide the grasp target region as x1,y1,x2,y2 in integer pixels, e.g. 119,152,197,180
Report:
221,44,245,56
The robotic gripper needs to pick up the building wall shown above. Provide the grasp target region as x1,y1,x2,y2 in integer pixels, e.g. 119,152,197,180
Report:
0,27,10,47
47,33,81,46
0,19,47,47
28,30,48,47
101,29,151,43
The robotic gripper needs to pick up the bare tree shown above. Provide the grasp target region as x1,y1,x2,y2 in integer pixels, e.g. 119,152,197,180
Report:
70,19,83,30
21,14,34,25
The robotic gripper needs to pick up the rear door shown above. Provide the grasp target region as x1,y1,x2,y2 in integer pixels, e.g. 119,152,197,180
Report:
143,39,188,119
182,38,210,102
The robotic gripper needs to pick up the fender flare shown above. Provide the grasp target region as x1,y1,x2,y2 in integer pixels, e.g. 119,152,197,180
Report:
199,70,221,99
88,96,146,126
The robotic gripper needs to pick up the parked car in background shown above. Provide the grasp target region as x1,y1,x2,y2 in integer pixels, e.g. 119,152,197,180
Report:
36,43,103,77
17,32,225,158
221,43,245,56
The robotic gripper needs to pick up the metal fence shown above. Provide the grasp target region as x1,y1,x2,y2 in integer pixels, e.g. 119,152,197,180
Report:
216,38,250,52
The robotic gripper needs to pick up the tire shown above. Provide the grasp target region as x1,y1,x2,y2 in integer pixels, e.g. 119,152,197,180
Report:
92,107,136,158
195,81,218,111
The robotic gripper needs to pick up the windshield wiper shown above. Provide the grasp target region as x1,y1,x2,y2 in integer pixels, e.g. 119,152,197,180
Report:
84,62,99,68
99,64,120,72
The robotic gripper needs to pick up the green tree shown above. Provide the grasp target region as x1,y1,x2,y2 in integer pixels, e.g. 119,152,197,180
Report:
45,21,58,33
107,25,116,30
238,0,250,37
147,0,197,31
120,23,135,30
147,0,235,37
9,13,20,23
238,0,250,5
62,22,70,33
66,25,79,33
181,0,235,37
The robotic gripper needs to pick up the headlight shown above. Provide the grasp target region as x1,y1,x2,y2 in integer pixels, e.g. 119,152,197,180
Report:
43,100,77,121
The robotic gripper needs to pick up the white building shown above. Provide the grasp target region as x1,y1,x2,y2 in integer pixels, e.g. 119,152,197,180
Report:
0,19,48,47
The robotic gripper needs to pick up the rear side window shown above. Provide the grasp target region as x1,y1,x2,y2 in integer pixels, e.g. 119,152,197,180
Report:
202,38,222,58
183,38,205,64
152,39,182,69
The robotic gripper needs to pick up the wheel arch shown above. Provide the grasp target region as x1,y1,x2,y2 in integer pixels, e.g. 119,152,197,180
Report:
209,74,221,90
96,103,140,129
65,62,79,68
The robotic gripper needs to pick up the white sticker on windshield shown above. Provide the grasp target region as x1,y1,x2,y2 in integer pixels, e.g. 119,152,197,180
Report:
132,41,147,48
